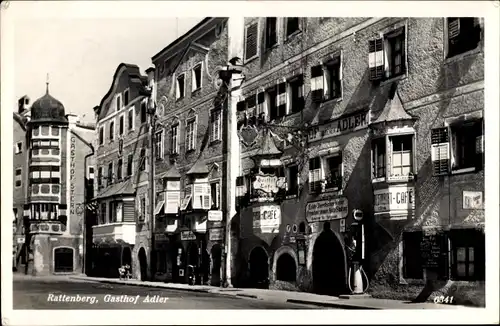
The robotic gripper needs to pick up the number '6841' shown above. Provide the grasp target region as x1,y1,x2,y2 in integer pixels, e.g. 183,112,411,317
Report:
433,296,454,304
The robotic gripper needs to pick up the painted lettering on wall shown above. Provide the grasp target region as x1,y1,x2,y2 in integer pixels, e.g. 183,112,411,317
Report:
252,205,281,233
374,186,415,213
70,136,76,215
306,198,348,223
308,110,369,142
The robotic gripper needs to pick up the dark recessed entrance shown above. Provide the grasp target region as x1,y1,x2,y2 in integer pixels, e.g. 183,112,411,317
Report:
54,247,74,273
249,246,269,289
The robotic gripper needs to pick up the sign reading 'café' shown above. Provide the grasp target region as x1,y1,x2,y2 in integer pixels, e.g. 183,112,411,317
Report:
308,110,369,142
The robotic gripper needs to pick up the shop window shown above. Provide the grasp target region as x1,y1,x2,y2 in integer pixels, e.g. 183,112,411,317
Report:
451,120,483,172
390,135,413,177
402,231,424,280
369,27,407,81
287,165,299,195
308,157,321,193
322,154,342,191
286,17,300,37
446,18,481,58
244,22,259,61
289,75,304,113
450,229,485,281
176,74,185,100
372,137,386,179
265,17,277,49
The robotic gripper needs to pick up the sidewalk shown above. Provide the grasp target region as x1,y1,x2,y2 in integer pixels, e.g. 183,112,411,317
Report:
69,275,478,310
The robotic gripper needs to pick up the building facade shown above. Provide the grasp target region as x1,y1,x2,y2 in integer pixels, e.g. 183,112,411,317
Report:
91,63,152,280
150,17,229,285
18,86,95,276
13,96,31,271
227,17,484,302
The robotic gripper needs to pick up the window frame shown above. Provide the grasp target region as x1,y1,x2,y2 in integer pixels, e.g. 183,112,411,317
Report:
185,117,197,152
115,93,122,112
321,152,343,192
450,120,482,173
124,89,130,107
139,148,147,171
323,55,343,101
140,100,148,124
265,17,278,50
97,166,103,187
117,158,123,181
15,141,23,154
155,129,164,160
210,180,221,210
128,107,135,131
107,162,114,185
308,156,322,193
372,136,387,181
98,126,105,145
390,134,414,179
171,123,180,155
285,17,301,39
109,120,115,142
382,26,408,81
15,168,22,188
191,63,203,92
119,114,125,136
286,164,299,197
287,74,305,114
210,108,222,142
176,73,186,100
127,154,134,177
444,17,482,60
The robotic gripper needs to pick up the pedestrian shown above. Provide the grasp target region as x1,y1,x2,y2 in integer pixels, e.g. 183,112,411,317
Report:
118,265,126,280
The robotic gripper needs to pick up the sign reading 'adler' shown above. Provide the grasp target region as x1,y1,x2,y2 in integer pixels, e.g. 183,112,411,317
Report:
306,198,348,223
308,110,369,142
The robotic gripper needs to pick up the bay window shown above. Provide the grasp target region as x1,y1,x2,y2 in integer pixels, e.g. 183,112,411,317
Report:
372,137,386,179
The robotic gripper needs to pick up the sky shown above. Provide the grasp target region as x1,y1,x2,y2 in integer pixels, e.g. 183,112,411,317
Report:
12,7,201,122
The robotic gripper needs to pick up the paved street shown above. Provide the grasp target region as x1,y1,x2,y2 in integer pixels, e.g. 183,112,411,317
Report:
13,276,324,309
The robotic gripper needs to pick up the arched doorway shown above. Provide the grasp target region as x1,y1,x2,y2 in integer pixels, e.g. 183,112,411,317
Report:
54,247,74,273
276,253,296,282
210,244,222,286
312,222,347,296
249,246,269,289
138,247,148,281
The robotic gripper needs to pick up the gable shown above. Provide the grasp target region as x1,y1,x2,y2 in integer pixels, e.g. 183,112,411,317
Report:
164,42,210,77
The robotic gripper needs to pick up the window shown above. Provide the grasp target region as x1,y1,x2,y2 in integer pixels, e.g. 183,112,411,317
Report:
15,168,22,188
117,158,123,180
446,18,481,58
450,229,485,281
289,75,304,113
139,148,146,171
107,162,113,184
140,102,147,124
140,196,146,221
99,127,104,145
100,203,107,224
155,130,164,160
109,121,115,141
98,167,103,187
127,154,133,177
323,154,342,190
402,231,424,279
267,86,278,120
287,165,299,195
245,22,259,61
109,202,116,223
431,128,450,175
192,64,202,91
31,203,58,221
286,18,300,37
372,137,386,179
325,57,342,100
368,27,407,81
116,94,122,111
391,135,413,177
119,115,124,135
124,89,130,106
186,119,196,151
451,120,483,171
176,74,185,99
15,142,23,154
171,124,179,154
128,108,134,131
309,157,321,193
310,65,324,102
256,92,265,120
265,17,277,49
210,182,220,209
210,109,222,142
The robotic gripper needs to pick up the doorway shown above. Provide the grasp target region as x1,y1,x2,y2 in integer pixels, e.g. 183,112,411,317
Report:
138,247,148,281
276,253,296,282
312,222,347,296
187,243,199,284
249,246,269,289
122,247,132,273
210,244,222,286
54,247,74,273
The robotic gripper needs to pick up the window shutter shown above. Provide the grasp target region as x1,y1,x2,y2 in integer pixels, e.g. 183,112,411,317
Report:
215,182,221,208
431,128,450,175
311,65,324,102
175,76,180,99
165,191,180,214
245,23,258,60
309,169,321,193
202,184,211,210
277,81,287,117
368,38,385,81
448,18,460,39
193,183,204,209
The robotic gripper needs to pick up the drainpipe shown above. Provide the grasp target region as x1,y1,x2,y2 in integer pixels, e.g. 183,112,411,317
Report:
83,143,95,275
